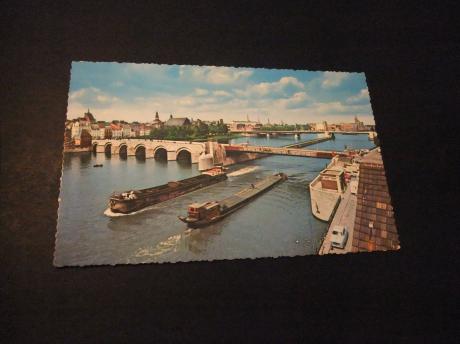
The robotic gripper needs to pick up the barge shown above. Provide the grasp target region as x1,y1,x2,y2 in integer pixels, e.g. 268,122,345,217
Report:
109,167,227,214
178,173,288,228
309,155,360,222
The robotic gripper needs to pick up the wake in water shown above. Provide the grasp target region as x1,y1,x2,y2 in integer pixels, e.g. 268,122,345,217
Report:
227,166,259,177
103,204,167,217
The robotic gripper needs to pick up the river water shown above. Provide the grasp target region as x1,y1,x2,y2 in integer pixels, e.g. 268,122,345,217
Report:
54,134,374,266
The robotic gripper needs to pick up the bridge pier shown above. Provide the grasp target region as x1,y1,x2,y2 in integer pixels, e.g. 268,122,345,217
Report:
127,147,135,156
146,148,154,159
111,144,121,155
191,152,201,164
96,145,105,153
167,151,176,161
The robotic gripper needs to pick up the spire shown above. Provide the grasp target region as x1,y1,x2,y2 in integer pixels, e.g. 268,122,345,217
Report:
155,111,159,120
246,114,250,122
170,114,173,119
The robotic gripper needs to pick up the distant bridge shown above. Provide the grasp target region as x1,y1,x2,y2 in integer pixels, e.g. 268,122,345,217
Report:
231,130,374,136
224,144,348,159
92,139,206,163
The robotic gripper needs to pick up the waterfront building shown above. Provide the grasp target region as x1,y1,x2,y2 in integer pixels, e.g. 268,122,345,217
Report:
122,124,132,138
352,149,400,252
228,120,262,132
104,125,112,139
74,129,92,147
90,124,101,139
339,122,358,131
165,114,191,127
338,116,366,132
314,121,328,131
110,123,123,138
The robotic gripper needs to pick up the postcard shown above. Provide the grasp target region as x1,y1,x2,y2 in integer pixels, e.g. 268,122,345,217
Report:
54,62,400,266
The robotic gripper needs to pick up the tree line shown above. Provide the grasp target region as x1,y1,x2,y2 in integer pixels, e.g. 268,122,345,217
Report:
148,120,229,140
260,123,312,131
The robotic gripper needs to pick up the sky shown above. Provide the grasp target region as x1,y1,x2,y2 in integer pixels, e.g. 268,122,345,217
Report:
67,62,375,125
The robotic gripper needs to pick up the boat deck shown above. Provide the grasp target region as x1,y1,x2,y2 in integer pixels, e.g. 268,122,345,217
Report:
220,174,284,209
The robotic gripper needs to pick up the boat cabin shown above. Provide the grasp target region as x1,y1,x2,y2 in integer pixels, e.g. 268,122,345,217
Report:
187,201,221,220
319,169,345,193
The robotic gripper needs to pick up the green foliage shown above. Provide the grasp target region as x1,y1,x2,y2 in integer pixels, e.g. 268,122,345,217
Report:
260,123,311,131
147,119,228,141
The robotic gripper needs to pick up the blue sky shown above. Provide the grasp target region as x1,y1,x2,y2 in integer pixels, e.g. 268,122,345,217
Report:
67,62,374,124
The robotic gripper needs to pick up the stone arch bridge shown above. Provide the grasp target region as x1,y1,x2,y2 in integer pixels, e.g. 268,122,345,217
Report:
92,139,207,164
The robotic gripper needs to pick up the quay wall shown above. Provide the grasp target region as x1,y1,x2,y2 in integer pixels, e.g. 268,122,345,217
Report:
64,147,92,153
223,151,267,166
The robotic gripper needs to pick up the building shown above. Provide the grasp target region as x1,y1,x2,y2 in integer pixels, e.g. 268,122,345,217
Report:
90,124,101,139
339,116,366,132
165,115,191,127
122,124,132,138
151,112,163,128
74,129,92,147
83,109,96,123
313,121,328,131
110,123,123,138
339,122,358,131
104,125,112,139
228,120,262,132
352,149,400,252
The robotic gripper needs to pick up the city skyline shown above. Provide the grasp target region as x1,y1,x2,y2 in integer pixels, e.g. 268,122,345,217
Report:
67,62,375,125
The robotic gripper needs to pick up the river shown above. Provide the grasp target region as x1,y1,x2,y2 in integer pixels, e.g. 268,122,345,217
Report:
54,133,375,266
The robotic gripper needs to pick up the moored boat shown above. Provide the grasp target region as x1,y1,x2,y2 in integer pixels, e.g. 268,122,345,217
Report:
309,155,359,222
109,166,227,214
178,173,287,228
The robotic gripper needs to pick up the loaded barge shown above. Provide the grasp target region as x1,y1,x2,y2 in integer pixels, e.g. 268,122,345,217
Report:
109,167,227,214
178,173,288,228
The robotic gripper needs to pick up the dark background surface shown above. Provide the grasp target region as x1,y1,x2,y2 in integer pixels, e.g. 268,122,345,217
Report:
2,1,458,342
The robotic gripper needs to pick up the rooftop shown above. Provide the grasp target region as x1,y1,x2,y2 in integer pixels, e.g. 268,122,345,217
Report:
321,169,343,176
351,149,399,252
360,148,383,165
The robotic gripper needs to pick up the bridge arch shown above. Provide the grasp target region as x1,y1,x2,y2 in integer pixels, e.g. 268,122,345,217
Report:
153,146,168,161
104,142,112,156
118,143,128,159
134,144,146,160
176,147,192,163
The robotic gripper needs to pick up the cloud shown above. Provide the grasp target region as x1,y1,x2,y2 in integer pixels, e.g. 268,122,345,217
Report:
69,87,119,107
112,81,124,87
181,66,253,84
346,88,369,104
213,90,232,97
242,76,305,97
321,72,349,88
275,92,310,109
194,88,209,96
176,96,196,106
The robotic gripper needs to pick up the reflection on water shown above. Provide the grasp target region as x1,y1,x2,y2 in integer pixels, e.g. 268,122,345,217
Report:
54,134,375,266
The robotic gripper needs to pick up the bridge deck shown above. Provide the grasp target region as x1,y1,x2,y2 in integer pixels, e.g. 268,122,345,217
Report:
225,145,347,159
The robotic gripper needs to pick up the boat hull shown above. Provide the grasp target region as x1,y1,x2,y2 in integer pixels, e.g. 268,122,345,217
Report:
179,173,287,228
109,173,227,214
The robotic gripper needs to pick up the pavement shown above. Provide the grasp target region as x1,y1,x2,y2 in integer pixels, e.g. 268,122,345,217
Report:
318,181,357,255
